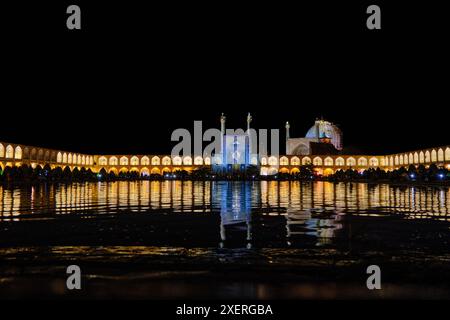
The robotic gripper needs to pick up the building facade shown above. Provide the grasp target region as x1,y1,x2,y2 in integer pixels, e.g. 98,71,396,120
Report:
1,116,449,176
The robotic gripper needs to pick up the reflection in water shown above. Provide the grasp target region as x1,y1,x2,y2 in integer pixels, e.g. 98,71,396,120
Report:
211,182,257,247
0,181,449,245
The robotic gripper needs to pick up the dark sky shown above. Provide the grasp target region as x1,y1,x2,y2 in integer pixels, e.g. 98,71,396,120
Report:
1,1,448,155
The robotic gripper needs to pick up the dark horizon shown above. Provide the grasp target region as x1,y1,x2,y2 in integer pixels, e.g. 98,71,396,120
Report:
1,1,448,155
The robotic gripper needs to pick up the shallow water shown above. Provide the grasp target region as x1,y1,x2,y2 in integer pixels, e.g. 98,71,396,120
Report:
1,181,450,298
1,181,450,243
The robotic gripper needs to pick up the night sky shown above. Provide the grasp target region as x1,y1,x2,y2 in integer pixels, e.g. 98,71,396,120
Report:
1,1,448,155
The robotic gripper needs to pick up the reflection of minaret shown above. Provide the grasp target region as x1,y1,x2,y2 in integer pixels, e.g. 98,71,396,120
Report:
247,113,252,165
212,181,254,248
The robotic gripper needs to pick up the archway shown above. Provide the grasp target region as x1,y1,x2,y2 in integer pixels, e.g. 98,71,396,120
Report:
291,157,300,166
109,167,119,175
260,167,268,176
14,146,22,159
162,167,171,174
323,168,334,176
279,167,289,174
141,156,150,166
302,157,312,165
290,168,300,175
151,168,161,175
140,167,150,176
5,145,14,158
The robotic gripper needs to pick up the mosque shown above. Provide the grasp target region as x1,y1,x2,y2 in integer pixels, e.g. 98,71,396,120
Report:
0,114,449,177
286,118,343,155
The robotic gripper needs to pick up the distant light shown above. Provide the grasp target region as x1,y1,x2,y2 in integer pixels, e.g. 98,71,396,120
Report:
97,173,102,179
410,173,416,179
438,173,445,179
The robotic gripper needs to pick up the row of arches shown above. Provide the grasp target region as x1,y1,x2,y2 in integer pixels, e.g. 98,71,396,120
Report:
102,167,187,176
260,156,380,167
97,156,212,166
0,144,23,159
0,143,93,165
56,152,94,166
385,147,450,167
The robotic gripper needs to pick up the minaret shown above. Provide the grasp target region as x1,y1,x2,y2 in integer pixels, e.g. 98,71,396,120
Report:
285,121,290,155
285,121,290,141
247,112,252,132
220,113,226,136
220,113,226,166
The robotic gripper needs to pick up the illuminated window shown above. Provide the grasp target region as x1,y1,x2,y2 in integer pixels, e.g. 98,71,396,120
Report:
63,153,68,163
268,156,278,166
399,155,404,165
347,157,356,166
369,157,379,167
151,156,160,165
419,152,424,163
109,157,118,166
141,156,150,165
183,156,192,165
99,157,107,166
413,153,419,164
425,151,430,163
120,156,129,165
335,157,345,166
431,150,437,162
14,146,22,159
290,157,300,166
173,156,182,165
194,156,203,165
313,157,322,166
162,156,171,165
5,145,14,158
324,157,333,166
0,144,4,158
68,153,73,164
403,154,408,165
438,148,444,161
204,157,211,165
409,153,413,164
57,152,63,163
261,157,268,165
394,156,399,166
280,157,289,166
302,157,311,165
130,156,139,166
445,148,450,161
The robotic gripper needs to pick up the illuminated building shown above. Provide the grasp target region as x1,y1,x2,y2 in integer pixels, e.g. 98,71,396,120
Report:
0,115,449,177
212,113,254,173
286,118,343,155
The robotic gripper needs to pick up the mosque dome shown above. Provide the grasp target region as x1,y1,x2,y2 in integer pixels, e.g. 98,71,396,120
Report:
305,119,343,150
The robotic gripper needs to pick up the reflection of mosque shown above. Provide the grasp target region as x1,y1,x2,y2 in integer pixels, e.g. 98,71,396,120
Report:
211,182,259,248
1,182,450,247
